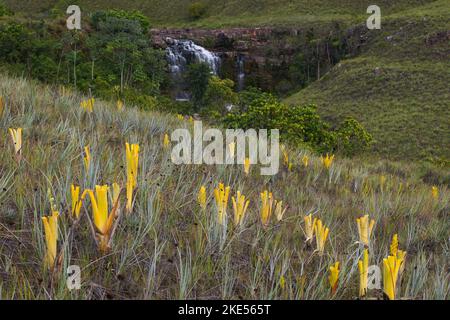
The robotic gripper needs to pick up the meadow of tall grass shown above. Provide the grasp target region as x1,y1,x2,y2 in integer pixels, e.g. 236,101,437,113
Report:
0,74,448,300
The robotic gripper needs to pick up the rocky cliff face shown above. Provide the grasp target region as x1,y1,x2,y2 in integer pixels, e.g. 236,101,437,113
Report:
151,25,367,93
151,27,292,63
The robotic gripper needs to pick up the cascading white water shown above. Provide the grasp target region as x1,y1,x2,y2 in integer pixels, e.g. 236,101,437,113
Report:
166,38,220,76
165,38,221,101
237,54,245,92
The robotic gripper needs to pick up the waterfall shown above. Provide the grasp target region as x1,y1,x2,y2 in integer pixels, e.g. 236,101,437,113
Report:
237,54,245,92
166,38,220,76
165,38,220,101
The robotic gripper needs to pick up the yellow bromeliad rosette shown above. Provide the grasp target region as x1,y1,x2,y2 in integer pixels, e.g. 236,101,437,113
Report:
163,133,170,149
260,190,273,227
117,99,124,111
274,200,287,222
42,211,59,270
70,184,83,219
358,249,369,298
356,214,375,247
9,128,22,162
431,186,439,200
125,143,139,213
320,154,334,169
232,190,250,226
328,261,340,295
244,157,251,175
81,97,95,113
198,185,207,210
383,234,407,300
85,185,121,253
214,183,230,225
314,219,329,255
303,214,317,243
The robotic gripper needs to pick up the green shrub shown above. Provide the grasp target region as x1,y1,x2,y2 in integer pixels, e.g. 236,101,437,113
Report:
188,2,207,20
336,117,373,156
203,76,238,117
0,3,13,17
237,87,273,112
225,93,336,153
225,93,371,155
122,88,159,111
92,9,150,31
185,62,212,111
0,23,32,64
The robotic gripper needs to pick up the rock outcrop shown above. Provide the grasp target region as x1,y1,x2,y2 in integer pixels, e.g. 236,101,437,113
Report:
151,25,367,93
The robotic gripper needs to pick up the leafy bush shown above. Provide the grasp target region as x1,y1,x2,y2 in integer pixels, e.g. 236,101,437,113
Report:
121,88,159,110
91,9,150,31
0,23,31,64
0,3,12,17
225,92,372,155
225,93,335,152
336,118,373,156
203,76,238,117
185,63,212,111
237,87,273,112
188,2,207,20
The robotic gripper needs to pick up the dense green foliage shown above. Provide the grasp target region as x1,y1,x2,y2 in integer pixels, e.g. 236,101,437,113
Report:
225,91,372,155
0,2,12,17
0,9,168,109
185,62,211,111
89,10,166,96
336,118,373,157
203,76,238,117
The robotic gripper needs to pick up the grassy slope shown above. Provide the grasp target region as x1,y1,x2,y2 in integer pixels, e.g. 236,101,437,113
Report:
0,74,448,299
3,0,441,27
285,1,450,160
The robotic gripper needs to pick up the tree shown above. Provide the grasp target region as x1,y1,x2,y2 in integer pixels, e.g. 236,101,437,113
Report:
0,23,31,64
88,10,161,93
203,76,238,116
185,63,212,111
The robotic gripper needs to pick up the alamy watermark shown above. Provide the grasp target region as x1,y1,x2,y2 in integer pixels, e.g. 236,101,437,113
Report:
170,121,280,176
367,5,381,30
67,265,81,290
66,5,81,30
66,5,381,31
367,265,382,290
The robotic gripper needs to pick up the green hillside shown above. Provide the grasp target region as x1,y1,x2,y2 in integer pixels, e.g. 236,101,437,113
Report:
2,0,443,27
285,2,450,160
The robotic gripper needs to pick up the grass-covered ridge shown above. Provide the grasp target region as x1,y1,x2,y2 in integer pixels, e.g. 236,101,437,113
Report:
2,0,443,28
285,2,450,160
0,74,448,299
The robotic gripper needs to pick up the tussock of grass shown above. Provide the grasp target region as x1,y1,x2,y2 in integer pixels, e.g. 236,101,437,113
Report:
0,74,448,299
